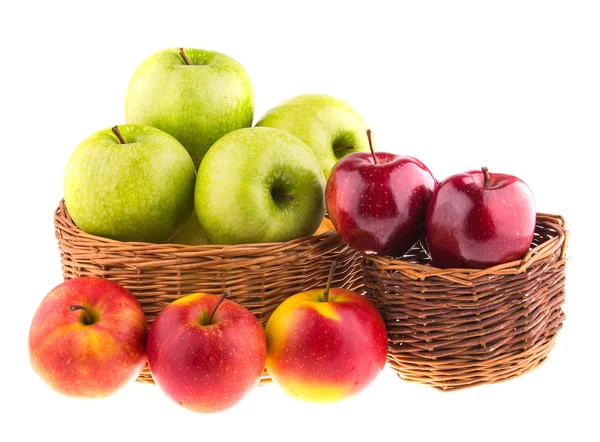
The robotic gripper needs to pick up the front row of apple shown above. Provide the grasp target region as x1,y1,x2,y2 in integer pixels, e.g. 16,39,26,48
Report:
29,270,387,412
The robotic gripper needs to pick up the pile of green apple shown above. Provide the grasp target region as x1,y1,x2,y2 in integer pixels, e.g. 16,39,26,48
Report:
63,47,371,245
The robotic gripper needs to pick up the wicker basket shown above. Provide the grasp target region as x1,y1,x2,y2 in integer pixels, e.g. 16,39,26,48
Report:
54,199,363,384
361,213,568,391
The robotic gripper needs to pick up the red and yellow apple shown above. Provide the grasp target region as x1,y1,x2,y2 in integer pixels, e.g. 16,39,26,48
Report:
146,292,267,413
265,268,388,402
28,277,148,398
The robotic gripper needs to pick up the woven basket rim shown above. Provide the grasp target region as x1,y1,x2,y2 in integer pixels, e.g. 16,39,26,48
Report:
55,198,339,252
363,213,568,285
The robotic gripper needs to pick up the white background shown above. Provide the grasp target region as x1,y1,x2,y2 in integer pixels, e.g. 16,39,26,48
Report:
2,1,598,441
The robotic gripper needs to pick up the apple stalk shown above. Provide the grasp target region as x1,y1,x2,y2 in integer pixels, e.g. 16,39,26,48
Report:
207,291,229,325
111,126,126,144
481,166,490,187
69,305,94,325
272,192,294,203
179,48,191,65
366,129,377,164
322,261,339,302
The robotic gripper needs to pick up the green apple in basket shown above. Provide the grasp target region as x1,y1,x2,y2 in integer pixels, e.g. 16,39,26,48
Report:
195,127,326,244
256,93,371,178
125,47,254,168
63,124,196,243
170,210,214,245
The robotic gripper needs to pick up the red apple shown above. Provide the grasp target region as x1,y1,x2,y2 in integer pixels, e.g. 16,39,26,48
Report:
326,130,437,257
425,166,536,268
146,292,267,413
28,277,147,398
265,263,388,402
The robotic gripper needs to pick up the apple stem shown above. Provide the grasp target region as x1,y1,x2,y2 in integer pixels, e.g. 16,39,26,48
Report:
179,48,191,65
322,261,339,302
366,129,377,164
112,126,126,144
272,191,294,203
70,305,93,325
207,291,228,325
481,166,489,187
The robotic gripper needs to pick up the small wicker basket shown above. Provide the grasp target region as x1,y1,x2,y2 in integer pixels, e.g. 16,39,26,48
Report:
361,213,568,391
54,199,363,384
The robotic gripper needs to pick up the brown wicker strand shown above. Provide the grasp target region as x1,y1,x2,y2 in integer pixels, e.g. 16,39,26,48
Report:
361,213,567,391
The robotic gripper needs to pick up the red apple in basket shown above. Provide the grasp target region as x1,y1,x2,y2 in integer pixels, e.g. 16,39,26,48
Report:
28,277,147,398
425,166,536,269
326,130,437,257
265,262,388,402
147,292,267,413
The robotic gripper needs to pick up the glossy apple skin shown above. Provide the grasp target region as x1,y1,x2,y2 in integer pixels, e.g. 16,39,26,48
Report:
28,277,148,398
326,152,437,257
265,288,388,403
425,169,536,269
147,293,267,413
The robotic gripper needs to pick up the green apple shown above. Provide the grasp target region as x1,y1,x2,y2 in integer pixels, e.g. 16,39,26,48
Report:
256,94,370,178
125,47,254,168
169,210,214,245
64,124,196,243
195,127,325,244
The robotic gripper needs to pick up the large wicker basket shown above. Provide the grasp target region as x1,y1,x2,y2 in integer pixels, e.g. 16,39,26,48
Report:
361,213,568,391
54,199,363,384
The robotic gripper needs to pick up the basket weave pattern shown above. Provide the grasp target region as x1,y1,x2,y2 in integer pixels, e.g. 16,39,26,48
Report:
361,213,567,391
54,199,363,384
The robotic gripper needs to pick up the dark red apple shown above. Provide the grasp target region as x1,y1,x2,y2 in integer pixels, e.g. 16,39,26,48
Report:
425,167,536,269
326,130,437,257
